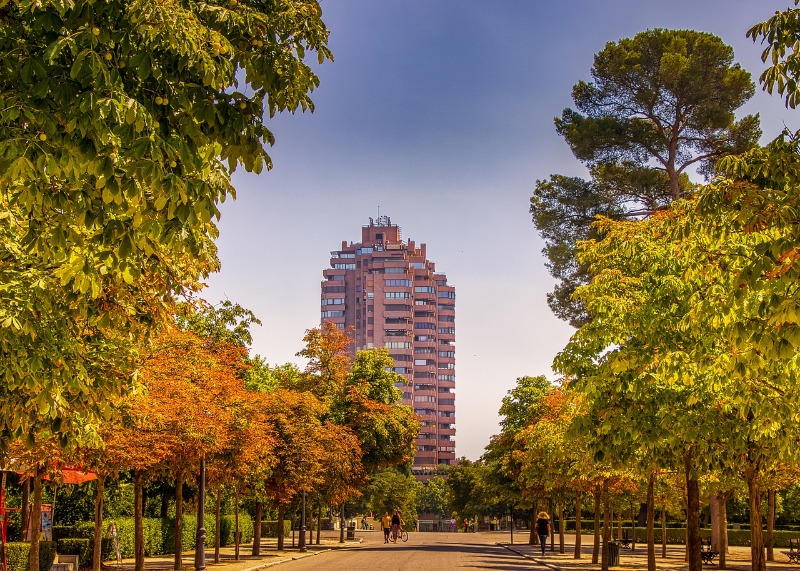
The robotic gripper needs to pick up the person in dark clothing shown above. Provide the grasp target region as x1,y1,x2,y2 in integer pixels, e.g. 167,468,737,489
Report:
391,509,401,543
536,511,551,556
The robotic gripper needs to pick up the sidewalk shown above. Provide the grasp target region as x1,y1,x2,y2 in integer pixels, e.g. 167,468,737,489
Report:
102,530,367,571
500,535,800,571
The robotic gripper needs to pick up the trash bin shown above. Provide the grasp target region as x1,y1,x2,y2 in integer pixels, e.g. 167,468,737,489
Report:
346,523,356,540
606,541,620,567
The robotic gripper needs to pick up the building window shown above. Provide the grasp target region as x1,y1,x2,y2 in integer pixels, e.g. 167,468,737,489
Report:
321,298,345,306
437,291,456,299
414,286,436,293
386,341,412,349
321,310,345,318
438,327,455,334
414,395,436,403
411,262,425,269
438,315,456,322
333,263,356,270
414,335,435,342
438,374,455,381
385,279,412,287
385,291,411,298
384,267,406,274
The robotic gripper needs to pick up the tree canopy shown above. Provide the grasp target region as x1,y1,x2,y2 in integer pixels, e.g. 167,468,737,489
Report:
531,28,759,326
0,0,331,454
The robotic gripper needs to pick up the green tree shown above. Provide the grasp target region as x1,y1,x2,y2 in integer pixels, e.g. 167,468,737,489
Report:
748,0,800,108
531,28,759,326
363,468,419,528
416,476,449,517
0,0,332,458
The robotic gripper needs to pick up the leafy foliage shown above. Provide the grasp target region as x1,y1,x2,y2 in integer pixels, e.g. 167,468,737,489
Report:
0,0,331,455
531,28,759,325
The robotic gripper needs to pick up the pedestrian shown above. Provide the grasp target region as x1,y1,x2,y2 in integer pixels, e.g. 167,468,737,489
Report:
450,517,456,532
536,511,551,556
391,509,401,543
463,518,468,533
381,512,391,544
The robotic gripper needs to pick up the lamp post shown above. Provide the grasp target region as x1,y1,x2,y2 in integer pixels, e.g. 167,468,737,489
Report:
299,491,307,552
194,457,206,571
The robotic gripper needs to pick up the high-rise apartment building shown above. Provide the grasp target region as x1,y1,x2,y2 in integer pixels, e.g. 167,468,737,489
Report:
320,216,456,469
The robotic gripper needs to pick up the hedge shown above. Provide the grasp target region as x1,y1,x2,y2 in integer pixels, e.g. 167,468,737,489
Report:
50,514,254,560
56,539,91,567
4,542,56,571
260,520,291,538
616,527,800,547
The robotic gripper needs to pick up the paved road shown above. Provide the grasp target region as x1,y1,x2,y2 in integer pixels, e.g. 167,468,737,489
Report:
277,532,533,571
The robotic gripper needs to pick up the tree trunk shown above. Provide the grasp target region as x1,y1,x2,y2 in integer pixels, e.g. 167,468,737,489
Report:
646,474,655,571
685,455,703,571
558,498,565,553
710,493,720,551
214,488,221,564
316,504,322,545
339,504,345,544
529,503,536,545
767,489,775,562
574,490,582,559
661,505,667,559
234,487,240,561
20,478,29,542
747,470,766,571
174,474,184,571
593,484,601,564
93,475,105,571
601,479,610,571
161,491,169,519
277,504,285,551
251,502,262,556
718,492,728,569
134,471,145,571
29,469,42,571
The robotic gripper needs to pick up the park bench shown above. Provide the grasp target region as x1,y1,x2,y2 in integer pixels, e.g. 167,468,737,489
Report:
619,530,633,548
782,538,800,563
701,538,718,565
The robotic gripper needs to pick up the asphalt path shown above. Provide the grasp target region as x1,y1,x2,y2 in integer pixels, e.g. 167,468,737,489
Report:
275,532,533,571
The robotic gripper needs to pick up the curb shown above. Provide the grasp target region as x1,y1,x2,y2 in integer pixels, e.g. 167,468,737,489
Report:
498,542,562,571
240,539,364,570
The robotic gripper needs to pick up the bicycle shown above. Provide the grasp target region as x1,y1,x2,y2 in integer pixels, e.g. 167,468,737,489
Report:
398,528,409,542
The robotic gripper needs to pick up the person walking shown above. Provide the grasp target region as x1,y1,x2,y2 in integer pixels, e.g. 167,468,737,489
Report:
536,511,551,556
381,512,392,544
391,509,401,543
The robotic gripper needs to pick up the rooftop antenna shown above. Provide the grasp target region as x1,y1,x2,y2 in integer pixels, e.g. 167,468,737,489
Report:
377,205,380,218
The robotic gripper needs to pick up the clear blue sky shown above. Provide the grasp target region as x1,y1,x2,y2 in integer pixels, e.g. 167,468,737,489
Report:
206,1,794,460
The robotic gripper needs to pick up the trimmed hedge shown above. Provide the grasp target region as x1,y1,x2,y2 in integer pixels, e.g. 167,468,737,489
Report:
260,520,290,538
618,527,800,547
207,515,254,546
56,539,91,567
51,514,254,560
4,542,56,571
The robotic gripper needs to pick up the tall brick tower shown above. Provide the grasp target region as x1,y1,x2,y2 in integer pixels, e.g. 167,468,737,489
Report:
321,216,456,470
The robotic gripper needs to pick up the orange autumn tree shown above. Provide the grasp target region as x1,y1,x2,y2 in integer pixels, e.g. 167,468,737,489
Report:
136,325,247,570
260,388,330,550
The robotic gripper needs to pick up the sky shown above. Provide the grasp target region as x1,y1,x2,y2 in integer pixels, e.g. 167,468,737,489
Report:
205,1,795,461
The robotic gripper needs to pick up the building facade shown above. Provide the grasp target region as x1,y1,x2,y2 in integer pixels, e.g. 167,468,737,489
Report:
320,216,456,469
